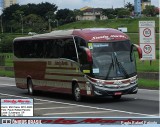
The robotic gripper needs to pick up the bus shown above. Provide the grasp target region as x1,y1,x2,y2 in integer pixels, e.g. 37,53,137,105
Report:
13,28,142,101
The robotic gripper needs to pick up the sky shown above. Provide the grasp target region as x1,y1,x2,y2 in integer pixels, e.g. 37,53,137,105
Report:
18,0,159,10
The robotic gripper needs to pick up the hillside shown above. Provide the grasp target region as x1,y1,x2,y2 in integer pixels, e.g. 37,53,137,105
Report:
57,17,159,33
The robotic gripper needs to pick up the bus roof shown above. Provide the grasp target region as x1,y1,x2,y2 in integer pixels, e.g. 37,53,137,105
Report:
14,28,129,42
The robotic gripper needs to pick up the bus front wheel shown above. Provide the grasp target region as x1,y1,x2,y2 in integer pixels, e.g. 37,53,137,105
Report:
27,79,34,95
73,84,81,102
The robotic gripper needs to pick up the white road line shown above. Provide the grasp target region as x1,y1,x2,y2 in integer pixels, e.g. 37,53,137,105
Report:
0,77,14,80
43,111,113,116
0,84,15,87
35,106,74,110
34,102,55,104
138,89,159,92
0,92,157,117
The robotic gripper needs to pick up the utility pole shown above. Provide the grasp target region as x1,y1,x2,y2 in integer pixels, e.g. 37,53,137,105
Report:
124,0,125,8
55,19,58,27
48,18,51,32
20,14,23,34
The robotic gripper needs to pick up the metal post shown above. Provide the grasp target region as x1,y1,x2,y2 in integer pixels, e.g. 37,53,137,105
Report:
20,14,23,34
55,19,58,27
48,18,51,32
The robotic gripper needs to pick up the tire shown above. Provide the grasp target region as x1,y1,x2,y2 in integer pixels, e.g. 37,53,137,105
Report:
73,84,81,102
112,95,121,100
27,79,34,95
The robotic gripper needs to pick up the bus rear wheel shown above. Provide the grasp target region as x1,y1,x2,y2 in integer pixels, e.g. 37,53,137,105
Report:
27,79,34,95
73,84,81,102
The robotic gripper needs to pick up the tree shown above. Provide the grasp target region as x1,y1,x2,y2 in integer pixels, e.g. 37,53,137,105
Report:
24,14,47,33
117,8,130,18
125,2,134,12
102,9,115,19
56,9,75,25
2,4,21,21
1,2,58,33
45,11,56,31
36,2,57,18
143,5,157,17
155,7,160,15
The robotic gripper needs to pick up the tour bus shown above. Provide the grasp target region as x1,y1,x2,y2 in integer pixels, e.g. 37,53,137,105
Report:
13,28,142,101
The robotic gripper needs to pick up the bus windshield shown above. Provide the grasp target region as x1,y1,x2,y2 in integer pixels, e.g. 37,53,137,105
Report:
91,41,136,80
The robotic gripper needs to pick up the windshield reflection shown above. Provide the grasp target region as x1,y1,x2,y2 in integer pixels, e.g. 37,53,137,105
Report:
91,41,136,80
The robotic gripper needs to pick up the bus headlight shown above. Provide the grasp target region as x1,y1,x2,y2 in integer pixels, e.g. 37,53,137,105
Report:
130,77,137,84
95,80,104,87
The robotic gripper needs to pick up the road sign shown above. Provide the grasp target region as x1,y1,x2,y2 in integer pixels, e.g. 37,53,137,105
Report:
139,21,155,27
143,28,151,37
140,44,155,60
143,45,152,54
139,21,156,60
139,27,155,43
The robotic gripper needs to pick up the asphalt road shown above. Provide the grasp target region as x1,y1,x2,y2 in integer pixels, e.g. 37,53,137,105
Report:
0,77,159,117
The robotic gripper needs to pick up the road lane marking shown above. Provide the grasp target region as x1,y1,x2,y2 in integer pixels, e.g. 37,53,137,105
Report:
0,92,157,117
0,84,15,87
35,106,74,110
34,102,62,104
0,77,15,80
138,89,159,92
43,111,113,116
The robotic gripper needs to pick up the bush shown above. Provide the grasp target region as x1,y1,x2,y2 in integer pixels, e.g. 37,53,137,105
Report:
0,34,21,53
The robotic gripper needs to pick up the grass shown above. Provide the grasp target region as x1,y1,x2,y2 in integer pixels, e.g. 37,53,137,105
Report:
135,50,159,72
0,70,14,77
57,17,159,33
138,78,159,90
127,33,159,49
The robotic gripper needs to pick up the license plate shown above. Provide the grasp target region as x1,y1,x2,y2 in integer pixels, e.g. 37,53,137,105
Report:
114,92,122,95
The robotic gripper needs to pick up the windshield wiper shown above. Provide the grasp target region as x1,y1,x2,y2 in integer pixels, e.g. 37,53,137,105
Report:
113,52,129,78
105,54,114,80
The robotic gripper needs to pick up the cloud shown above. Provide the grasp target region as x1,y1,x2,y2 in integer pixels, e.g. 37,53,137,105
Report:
18,0,159,10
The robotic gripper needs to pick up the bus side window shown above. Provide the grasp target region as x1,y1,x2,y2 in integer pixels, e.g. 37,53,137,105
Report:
34,40,44,58
14,41,21,58
64,38,77,61
74,36,87,64
20,40,35,58
56,39,65,58
45,39,59,58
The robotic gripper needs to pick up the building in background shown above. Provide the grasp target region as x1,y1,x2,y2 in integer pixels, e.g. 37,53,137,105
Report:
77,7,108,21
0,0,17,9
134,0,142,16
142,0,151,10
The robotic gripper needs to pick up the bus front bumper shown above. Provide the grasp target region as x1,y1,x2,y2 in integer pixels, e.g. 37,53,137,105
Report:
93,84,138,97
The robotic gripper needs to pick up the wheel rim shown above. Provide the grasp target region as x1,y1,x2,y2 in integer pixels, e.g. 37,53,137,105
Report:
74,86,80,100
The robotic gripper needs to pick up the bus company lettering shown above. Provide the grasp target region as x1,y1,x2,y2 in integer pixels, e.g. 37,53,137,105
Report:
3,99,31,104
110,35,127,39
91,35,110,41
91,35,127,41
55,61,68,66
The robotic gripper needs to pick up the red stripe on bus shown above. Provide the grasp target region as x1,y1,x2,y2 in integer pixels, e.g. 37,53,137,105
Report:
34,86,88,96
45,73,84,77
47,67,77,70
45,78,86,84
86,76,114,85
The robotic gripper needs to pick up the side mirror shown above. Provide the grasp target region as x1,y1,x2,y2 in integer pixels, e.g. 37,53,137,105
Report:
78,47,92,75
131,44,142,59
79,46,92,64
